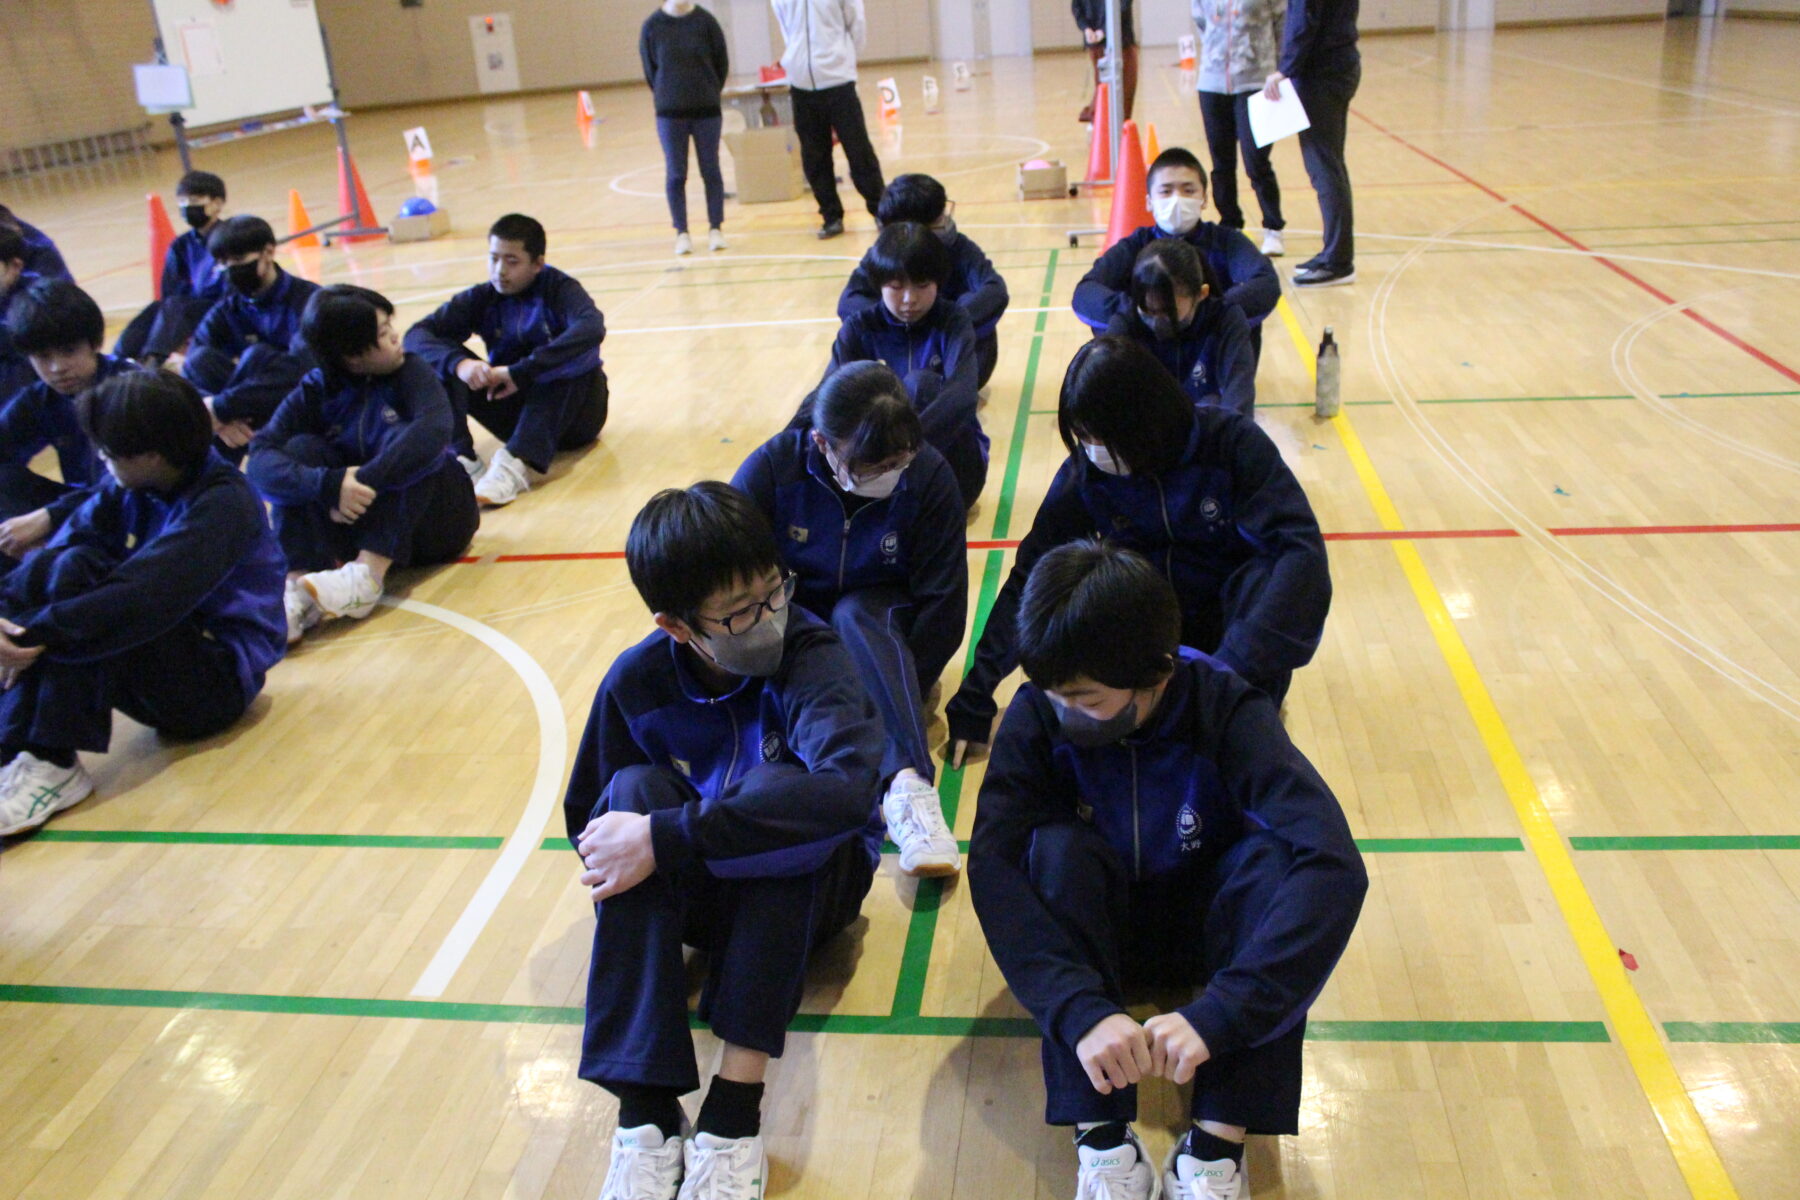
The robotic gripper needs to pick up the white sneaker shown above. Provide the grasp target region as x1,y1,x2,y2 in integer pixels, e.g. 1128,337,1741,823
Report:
882,774,960,877
1075,1126,1156,1200
301,561,381,621
1163,1135,1246,1200
284,577,323,644
676,1132,764,1200
474,445,531,507
599,1123,685,1200
675,231,693,256
1260,229,1285,257
457,453,485,481
0,752,95,836
708,228,727,252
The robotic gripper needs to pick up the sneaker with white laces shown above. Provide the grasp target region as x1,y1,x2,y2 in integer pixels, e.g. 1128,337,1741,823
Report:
675,231,693,256
599,1123,686,1200
284,577,323,644
1075,1126,1156,1200
475,445,531,507
708,228,727,252
301,561,382,621
457,453,485,481
675,1131,764,1200
0,752,95,836
1162,1133,1246,1200
882,774,960,877
1260,229,1285,257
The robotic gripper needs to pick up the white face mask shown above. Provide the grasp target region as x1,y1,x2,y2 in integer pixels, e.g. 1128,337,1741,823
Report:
1083,441,1127,475
1151,193,1204,237
825,445,906,499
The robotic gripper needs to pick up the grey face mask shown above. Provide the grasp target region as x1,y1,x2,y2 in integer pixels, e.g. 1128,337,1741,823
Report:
696,604,789,677
1049,693,1140,748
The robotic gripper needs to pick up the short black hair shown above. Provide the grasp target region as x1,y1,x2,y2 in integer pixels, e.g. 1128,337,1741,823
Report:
489,213,547,259
79,369,215,476
1017,540,1181,692
876,173,949,226
7,278,104,354
626,481,782,624
207,214,276,260
0,223,26,268
177,170,226,201
810,361,923,469
1129,238,1222,316
1147,146,1207,195
866,221,950,288
1057,336,1194,477
303,284,394,372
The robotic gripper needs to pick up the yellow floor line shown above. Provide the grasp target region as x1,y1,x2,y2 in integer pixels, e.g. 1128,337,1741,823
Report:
1275,296,1739,1200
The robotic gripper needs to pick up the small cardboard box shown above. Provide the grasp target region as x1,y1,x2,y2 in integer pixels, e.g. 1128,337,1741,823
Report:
1018,160,1069,201
725,127,804,203
389,208,451,243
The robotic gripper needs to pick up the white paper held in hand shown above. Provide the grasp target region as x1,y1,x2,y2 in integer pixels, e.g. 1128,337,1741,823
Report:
1248,86,1310,148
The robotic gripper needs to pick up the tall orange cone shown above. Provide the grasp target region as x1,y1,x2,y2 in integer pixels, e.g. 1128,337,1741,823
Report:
1144,122,1162,166
1083,77,1112,185
287,189,321,248
335,147,382,243
1103,119,1152,250
147,194,176,299
577,90,596,128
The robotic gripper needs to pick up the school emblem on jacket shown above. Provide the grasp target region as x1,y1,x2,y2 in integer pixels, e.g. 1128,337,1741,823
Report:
1189,360,1209,386
788,525,809,544
761,732,782,762
880,531,900,560
1177,803,1203,851
671,758,691,778
380,406,400,425
1200,497,1222,522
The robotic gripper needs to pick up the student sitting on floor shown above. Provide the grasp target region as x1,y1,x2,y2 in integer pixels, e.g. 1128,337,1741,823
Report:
838,173,1010,389
0,224,42,401
115,170,229,368
1073,147,1278,362
404,213,607,508
0,280,141,563
0,203,73,283
797,221,987,510
179,215,320,457
969,539,1365,1200
1103,238,1256,415
734,361,966,878
248,285,480,645
566,480,885,1200
945,337,1330,766
0,370,286,835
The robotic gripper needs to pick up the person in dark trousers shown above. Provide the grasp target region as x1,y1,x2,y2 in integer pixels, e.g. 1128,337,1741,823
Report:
640,1,730,256
0,370,286,836
1102,238,1256,415
1264,0,1360,287
734,362,965,878
115,171,229,366
771,0,886,239
1074,148,1279,363
179,215,321,459
1,224,46,401
1192,0,1287,257
567,481,885,1200
839,173,1010,390
800,222,987,510
969,540,1365,1200
1073,0,1137,123
404,213,606,508
946,337,1329,765
0,204,73,282
0,280,141,563
249,286,479,646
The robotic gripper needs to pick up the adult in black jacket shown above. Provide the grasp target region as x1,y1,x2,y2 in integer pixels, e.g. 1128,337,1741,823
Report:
640,1,730,255
1263,0,1361,287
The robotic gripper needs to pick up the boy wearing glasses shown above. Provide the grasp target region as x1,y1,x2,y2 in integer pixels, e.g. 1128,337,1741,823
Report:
565,480,887,1200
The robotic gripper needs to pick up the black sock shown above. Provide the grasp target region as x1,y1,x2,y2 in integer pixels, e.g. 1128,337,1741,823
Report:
22,743,75,769
611,1084,683,1140
694,1075,764,1140
1183,1127,1245,1163
1075,1121,1131,1151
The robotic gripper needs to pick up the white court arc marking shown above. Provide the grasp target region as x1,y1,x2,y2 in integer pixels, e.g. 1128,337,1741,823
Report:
392,596,569,998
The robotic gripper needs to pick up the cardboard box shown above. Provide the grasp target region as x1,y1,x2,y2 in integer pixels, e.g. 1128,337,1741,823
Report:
389,208,451,243
725,127,804,203
1018,160,1069,201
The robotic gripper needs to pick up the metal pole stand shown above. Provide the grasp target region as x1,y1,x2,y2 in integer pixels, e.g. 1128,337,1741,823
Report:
1067,0,1126,247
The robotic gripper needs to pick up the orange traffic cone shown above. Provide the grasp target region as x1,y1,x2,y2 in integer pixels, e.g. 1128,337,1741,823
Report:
1083,77,1112,185
147,194,176,299
287,189,321,249
1144,122,1161,166
335,147,382,243
1103,119,1152,250
577,90,596,127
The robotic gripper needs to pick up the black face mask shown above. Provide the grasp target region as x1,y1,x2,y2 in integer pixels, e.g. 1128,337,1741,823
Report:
181,203,211,230
227,261,265,295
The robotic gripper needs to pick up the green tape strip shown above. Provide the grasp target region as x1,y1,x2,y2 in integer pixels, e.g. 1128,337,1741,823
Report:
1570,836,1800,851
1664,1022,1800,1044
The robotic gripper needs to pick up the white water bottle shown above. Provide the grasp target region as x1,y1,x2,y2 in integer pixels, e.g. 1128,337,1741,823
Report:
1314,326,1341,419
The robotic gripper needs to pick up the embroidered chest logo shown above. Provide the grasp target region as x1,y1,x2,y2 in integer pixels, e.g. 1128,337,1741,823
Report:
879,531,900,559
1200,496,1222,523
788,525,809,545
761,732,783,762
1190,360,1209,385
671,757,691,778
1177,803,1203,852
380,406,400,425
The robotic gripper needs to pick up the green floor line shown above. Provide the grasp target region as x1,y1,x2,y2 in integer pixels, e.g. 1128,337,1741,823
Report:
1570,835,1800,851
1664,1022,1800,1045
990,249,1058,541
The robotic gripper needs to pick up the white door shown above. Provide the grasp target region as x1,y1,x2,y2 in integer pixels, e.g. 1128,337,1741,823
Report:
470,13,522,94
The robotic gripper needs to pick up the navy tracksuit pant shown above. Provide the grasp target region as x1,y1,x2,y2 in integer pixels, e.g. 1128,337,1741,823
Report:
578,764,875,1094
269,436,479,573
825,586,935,783
114,293,214,363
446,365,608,474
1026,821,1307,1134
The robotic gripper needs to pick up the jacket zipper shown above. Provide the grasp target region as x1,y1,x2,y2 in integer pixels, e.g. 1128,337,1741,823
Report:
723,704,742,788
1152,475,1176,580
1129,745,1142,879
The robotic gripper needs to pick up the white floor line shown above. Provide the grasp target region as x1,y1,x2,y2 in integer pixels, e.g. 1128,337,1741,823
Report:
396,596,568,998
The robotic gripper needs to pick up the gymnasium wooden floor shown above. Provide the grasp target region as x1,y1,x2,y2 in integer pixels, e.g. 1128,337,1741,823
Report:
3,17,1796,1199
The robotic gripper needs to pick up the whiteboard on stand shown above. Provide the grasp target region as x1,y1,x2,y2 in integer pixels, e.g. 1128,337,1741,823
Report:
151,0,336,129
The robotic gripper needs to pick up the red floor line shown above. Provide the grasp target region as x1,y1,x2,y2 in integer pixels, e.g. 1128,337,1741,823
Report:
1352,110,1800,388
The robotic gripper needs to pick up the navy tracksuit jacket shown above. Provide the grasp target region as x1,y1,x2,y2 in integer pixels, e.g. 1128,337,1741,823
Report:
405,265,605,388
1073,223,1279,338
182,266,321,427
1104,298,1257,415
0,354,140,530
838,231,1010,340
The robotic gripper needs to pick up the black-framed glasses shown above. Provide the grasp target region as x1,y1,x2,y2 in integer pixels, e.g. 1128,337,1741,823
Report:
699,573,797,636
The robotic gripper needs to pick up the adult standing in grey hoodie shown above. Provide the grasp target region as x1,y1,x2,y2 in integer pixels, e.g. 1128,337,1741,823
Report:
1192,0,1287,259
640,1,730,257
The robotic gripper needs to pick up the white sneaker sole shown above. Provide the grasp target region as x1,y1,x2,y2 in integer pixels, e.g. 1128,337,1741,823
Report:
0,772,95,836
1293,269,1356,288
